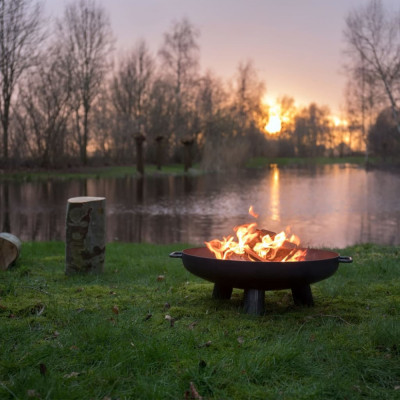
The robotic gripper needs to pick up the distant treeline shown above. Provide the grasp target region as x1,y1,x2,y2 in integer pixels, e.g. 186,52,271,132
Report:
0,0,398,171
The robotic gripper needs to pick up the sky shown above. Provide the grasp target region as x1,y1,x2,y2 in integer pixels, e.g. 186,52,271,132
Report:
44,0,400,115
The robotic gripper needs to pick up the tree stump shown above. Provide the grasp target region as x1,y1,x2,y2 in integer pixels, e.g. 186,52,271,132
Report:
0,233,21,270
65,196,106,275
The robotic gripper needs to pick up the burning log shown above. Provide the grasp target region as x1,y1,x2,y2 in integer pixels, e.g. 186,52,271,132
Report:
205,224,307,263
65,196,106,275
243,246,265,262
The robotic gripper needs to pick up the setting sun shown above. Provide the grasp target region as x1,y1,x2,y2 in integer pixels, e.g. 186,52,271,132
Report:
264,100,283,134
265,114,281,134
331,116,348,127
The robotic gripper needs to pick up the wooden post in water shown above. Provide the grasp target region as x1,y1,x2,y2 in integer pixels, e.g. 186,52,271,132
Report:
65,196,106,275
135,133,146,175
181,136,194,172
155,135,164,170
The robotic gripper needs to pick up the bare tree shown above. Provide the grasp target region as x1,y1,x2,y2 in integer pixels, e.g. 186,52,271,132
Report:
294,103,331,157
344,0,400,133
344,56,382,161
274,96,297,157
112,40,153,132
277,96,296,134
146,77,175,166
232,60,265,133
158,18,200,144
147,78,174,139
369,107,400,159
0,0,44,167
196,71,231,171
110,41,154,164
91,89,114,161
57,0,114,165
14,44,72,167
198,63,266,171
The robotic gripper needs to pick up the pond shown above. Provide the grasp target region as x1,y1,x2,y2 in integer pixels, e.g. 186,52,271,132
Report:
1,164,400,248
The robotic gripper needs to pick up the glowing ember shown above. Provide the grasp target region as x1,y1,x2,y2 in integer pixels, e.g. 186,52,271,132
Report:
205,207,308,262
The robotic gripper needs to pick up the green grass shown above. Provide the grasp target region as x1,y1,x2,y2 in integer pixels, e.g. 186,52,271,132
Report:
246,156,371,169
0,164,201,182
0,242,399,399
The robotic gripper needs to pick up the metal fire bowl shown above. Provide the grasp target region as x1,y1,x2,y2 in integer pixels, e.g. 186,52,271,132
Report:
170,247,353,291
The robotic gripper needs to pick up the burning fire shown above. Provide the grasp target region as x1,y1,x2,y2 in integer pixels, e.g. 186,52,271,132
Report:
205,207,308,262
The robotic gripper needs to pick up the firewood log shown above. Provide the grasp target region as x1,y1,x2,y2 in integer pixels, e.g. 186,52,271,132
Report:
65,196,106,275
0,233,21,270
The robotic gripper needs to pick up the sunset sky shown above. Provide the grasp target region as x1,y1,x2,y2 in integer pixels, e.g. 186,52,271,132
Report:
44,0,399,114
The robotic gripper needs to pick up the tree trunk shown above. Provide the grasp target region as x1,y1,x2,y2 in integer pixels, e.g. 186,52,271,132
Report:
1,101,10,169
181,137,194,172
155,135,164,170
83,105,89,165
2,183,10,232
65,196,106,275
135,134,146,175
1,121,7,168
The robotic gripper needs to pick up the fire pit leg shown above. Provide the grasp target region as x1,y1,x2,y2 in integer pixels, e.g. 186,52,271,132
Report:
291,285,314,306
212,283,233,300
243,289,265,315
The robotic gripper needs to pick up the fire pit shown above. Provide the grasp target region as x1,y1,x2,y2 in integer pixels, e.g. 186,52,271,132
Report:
169,207,353,314
170,247,352,314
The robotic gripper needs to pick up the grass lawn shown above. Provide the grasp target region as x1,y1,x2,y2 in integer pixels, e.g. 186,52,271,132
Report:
0,242,399,399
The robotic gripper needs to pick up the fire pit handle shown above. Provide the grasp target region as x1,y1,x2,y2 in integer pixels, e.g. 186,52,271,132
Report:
169,251,183,259
338,256,353,263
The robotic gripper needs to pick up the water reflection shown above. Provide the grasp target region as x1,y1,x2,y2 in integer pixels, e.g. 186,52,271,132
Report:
1,165,400,248
270,164,280,222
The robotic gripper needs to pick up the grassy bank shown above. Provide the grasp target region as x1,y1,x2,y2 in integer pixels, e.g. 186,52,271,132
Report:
0,156,384,182
0,164,201,182
246,156,371,169
0,242,399,399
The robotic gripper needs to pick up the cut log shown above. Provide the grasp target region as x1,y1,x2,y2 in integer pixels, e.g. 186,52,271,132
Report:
0,233,21,270
65,196,106,275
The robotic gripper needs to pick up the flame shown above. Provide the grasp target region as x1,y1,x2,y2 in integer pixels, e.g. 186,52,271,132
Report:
205,207,308,262
249,205,258,218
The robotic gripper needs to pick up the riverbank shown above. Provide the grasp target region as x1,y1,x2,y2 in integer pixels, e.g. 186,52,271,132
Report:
0,242,399,399
246,155,371,168
0,155,387,182
0,164,202,182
